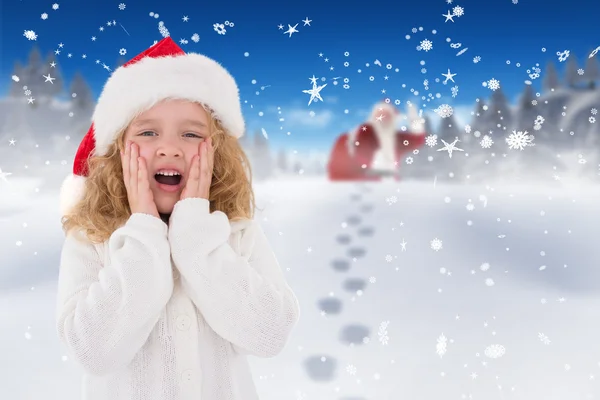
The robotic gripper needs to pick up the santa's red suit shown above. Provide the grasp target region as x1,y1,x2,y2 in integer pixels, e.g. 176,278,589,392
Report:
327,101,426,181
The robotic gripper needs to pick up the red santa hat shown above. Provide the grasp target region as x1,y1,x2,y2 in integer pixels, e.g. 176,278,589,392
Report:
60,37,245,217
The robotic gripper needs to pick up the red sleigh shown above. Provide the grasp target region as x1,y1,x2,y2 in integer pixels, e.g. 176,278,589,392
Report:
326,123,426,182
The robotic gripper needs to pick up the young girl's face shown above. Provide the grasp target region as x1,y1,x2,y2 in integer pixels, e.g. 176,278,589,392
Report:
123,99,210,214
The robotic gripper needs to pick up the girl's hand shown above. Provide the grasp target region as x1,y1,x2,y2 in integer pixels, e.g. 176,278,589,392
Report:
180,137,214,201
120,141,160,218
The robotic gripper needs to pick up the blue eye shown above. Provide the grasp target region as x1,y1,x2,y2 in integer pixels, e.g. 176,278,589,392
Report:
184,133,203,138
139,131,156,136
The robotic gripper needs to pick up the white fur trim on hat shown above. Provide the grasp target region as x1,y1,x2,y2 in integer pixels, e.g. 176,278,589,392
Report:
91,53,245,156
60,173,87,217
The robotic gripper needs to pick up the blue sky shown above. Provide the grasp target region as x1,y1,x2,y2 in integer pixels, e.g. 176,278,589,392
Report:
1,0,599,152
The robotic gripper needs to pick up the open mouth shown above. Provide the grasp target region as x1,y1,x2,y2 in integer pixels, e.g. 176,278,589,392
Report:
154,174,182,186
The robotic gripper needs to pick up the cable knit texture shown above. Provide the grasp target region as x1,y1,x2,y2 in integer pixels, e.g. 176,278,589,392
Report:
56,199,300,400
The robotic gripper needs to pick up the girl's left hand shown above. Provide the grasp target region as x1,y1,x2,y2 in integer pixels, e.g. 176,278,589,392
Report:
181,137,214,201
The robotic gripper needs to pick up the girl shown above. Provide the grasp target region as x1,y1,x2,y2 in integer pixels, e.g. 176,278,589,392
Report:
56,37,300,400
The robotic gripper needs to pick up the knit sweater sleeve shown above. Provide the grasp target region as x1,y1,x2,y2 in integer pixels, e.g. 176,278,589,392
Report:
56,213,173,376
168,198,300,358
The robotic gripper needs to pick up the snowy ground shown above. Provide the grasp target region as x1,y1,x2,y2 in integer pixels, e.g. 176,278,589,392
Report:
1,175,600,400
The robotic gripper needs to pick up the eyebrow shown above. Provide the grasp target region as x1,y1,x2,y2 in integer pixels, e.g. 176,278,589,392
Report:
132,118,208,129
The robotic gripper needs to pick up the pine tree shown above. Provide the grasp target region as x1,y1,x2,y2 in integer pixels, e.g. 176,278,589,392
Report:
26,46,44,96
584,54,599,89
9,61,24,97
276,148,288,172
519,84,535,111
70,72,95,110
488,87,512,131
43,51,64,98
543,61,560,91
564,54,580,88
516,84,537,132
251,130,273,180
469,101,487,134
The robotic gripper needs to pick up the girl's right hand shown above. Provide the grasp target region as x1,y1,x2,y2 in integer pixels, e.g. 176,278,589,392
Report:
121,141,160,218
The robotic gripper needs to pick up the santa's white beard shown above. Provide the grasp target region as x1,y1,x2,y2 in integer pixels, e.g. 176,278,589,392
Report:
371,123,397,172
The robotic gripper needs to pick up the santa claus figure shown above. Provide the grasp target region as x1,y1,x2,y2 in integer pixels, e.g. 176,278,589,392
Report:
327,99,427,181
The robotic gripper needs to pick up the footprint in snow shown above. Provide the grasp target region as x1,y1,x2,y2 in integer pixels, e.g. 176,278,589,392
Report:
331,258,351,273
339,324,370,346
303,355,337,382
317,297,343,315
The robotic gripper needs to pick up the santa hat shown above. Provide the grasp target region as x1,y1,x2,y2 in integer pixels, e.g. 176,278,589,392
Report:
60,37,245,217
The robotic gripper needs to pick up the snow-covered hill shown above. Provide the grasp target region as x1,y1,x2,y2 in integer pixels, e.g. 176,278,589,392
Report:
1,176,600,400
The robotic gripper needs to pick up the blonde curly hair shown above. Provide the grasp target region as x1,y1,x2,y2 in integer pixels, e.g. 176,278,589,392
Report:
61,111,256,244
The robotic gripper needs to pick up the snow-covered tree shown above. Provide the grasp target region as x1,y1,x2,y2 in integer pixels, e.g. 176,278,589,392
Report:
42,51,64,98
69,72,95,110
469,101,488,135
515,84,537,131
435,113,467,181
584,54,599,89
487,87,513,132
9,61,25,97
251,130,273,180
543,61,560,91
26,46,45,98
276,148,288,172
564,54,580,87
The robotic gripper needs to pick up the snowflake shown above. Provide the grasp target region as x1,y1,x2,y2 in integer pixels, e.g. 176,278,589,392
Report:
179,38,189,45
118,3,126,10
480,262,490,271
423,79,429,86
385,254,393,262
23,30,38,41
590,116,596,124
473,56,481,63
405,156,414,164
213,23,226,35
420,39,433,52
557,50,570,62
513,0,518,3
485,344,506,359
592,108,598,115
464,124,471,133
436,333,448,357
346,364,357,375
538,332,551,345
119,48,127,56
430,238,443,251
386,196,398,205
532,99,538,106
535,115,545,125
425,134,438,147
578,68,585,75
451,85,459,97
486,78,501,91
52,3,59,10
506,130,535,150
480,135,494,148
435,104,453,118
24,89,31,96
191,33,200,43
452,5,464,16
533,123,542,131
41,13,48,20
378,321,390,345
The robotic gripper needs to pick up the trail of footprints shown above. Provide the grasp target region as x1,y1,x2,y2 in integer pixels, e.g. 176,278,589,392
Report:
303,184,376,398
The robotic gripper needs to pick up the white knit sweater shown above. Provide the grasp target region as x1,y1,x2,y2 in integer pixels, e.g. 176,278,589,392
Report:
56,197,300,400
